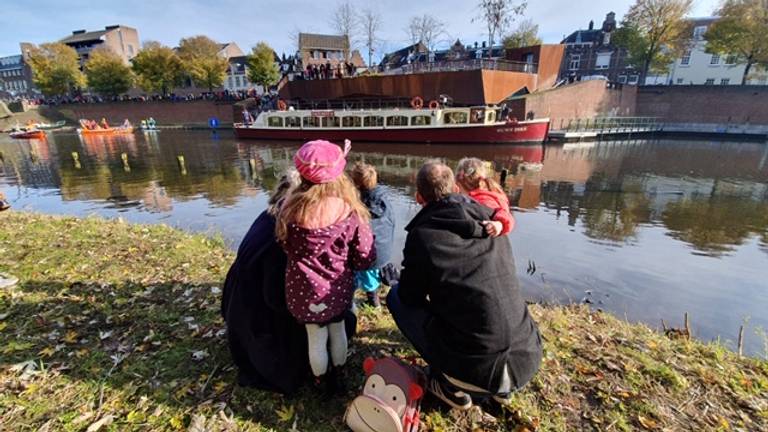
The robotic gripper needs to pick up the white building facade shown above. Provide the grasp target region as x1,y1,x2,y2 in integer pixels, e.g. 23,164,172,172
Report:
646,17,767,86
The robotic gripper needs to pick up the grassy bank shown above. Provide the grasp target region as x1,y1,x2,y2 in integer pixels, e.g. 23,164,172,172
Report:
0,212,766,431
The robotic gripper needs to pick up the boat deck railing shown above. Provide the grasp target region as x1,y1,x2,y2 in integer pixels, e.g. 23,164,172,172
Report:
280,97,430,111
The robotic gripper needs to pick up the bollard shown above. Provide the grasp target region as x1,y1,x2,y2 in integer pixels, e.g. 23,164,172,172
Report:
177,155,187,176
121,152,131,172
71,151,81,169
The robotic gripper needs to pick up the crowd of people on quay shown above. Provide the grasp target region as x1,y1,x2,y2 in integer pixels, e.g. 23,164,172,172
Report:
303,61,358,80
221,139,542,413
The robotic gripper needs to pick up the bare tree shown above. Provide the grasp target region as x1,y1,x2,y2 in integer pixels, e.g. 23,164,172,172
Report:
473,0,528,58
405,14,447,52
359,8,383,67
330,1,357,56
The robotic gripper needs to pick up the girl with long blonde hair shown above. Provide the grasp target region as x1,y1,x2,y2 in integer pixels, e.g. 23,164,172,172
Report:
455,157,515,236
278,140,376,394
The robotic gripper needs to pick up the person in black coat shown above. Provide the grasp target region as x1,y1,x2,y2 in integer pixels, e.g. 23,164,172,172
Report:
221,169,357,394
387,160,542,410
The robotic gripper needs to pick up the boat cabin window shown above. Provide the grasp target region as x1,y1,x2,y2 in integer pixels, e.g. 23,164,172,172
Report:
411,115,431,126
322,116,341,128
470,108,485,124
364,116,384,127
386,115,409,127
342,116,362,127
494,109,502,122
285,116,301,128
486,112,495,123
443,111,468,125
303,116,320,128
267,116,284,127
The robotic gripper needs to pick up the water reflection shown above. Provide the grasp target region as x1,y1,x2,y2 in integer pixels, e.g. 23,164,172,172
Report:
1,132,767,354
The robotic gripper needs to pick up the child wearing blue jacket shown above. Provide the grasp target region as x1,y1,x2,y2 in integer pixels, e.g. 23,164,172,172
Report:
351,162,395,307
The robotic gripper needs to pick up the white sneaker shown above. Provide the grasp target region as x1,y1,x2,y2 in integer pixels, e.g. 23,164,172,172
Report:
0,273,18,289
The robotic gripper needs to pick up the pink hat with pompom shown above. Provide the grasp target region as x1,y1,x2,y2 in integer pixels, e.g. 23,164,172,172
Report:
294,139,351,184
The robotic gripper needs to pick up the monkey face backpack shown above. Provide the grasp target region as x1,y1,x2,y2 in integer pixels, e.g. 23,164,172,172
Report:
345,357,426,432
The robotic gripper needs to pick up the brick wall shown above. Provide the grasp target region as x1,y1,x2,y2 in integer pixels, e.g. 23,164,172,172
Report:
637,85,768,124
52,100,235,126
510,80,637,129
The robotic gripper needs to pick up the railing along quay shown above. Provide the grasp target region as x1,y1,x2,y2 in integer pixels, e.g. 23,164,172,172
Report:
549,117,662,141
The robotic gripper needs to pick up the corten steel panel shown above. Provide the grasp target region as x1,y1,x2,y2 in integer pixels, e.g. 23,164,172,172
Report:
505,44,565,91
280,70,535,105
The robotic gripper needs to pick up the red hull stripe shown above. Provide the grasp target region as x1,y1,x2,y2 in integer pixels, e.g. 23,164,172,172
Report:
234,122,549,144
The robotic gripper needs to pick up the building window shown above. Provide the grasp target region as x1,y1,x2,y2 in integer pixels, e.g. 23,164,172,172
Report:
628,75,639,85
705,78,715,85
710,54,720,65
725,55,736,65
693,26,707,39
228,77,233,87
568,54,581,70
595,52,612,69
680,50,691,65
676,78,683,84
720,78,730,85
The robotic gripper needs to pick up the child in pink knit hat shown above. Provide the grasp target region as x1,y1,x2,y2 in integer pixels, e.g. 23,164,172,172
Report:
277,139,376,394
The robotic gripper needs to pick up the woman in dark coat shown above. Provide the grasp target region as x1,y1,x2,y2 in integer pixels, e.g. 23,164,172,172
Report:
221,169,356,394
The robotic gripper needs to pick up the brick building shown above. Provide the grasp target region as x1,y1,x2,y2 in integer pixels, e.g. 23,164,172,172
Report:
0,43,37,98
60,25,140,66
559,12,639,85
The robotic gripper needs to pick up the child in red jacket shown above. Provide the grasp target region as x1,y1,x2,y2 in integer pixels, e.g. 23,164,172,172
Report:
455,158,515,237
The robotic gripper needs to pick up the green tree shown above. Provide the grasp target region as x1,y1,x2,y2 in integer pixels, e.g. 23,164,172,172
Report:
247,42,280,92
84,48,133,98
26,43,85,97
613,0,693,80
177,36,228,92
473,0,528,58
131,41,184,96
705,0,768,85
502,18,542,49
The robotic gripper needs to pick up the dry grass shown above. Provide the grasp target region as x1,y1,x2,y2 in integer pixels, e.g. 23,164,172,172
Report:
1,211,766,431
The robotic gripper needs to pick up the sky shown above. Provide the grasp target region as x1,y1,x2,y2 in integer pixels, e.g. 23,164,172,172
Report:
1,0,721,61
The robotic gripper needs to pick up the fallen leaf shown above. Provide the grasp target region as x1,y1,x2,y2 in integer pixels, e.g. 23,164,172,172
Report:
637,415,657,429
276,404,295,423
86,414,114,432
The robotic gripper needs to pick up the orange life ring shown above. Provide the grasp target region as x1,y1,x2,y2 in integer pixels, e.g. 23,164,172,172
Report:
277,100,287,111
428,100,439,110
410,96,424,110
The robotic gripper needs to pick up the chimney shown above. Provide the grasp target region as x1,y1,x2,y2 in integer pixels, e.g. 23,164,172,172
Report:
588,20,594,30
603,12,617,32
482,41,487,48
72,30,86,35
474,41,478,48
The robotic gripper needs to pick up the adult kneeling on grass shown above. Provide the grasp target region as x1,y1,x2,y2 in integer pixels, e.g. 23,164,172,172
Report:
387,160,542,410
221,169,357,395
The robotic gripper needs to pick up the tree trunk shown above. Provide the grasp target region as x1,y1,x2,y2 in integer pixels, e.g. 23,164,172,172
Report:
742,61,753,85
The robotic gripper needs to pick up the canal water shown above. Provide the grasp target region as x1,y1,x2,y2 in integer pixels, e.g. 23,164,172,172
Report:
1,130,767,355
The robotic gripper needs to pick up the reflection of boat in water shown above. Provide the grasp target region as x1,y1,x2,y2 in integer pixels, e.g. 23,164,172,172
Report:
9,129,46,139
36,120,66,130
77,119,134,135
235,105,550,144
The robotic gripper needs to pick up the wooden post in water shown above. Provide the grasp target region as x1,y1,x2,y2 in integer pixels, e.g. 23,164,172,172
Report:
121,153,130,172
177,155,187,176
738,325,745,357
249,158,257,179
684,312,691,340
71,152,81,169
